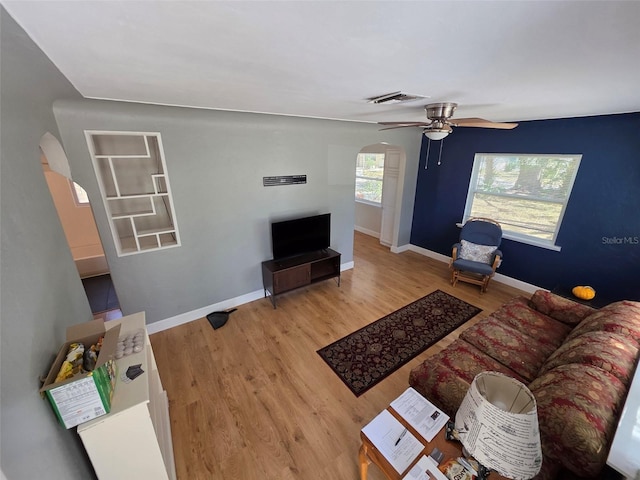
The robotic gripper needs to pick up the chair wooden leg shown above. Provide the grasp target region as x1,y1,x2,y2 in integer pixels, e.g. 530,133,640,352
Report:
481,275,491,293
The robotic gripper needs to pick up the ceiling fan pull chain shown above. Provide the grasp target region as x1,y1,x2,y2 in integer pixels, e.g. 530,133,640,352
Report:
437,139,444,165
425,138,431,170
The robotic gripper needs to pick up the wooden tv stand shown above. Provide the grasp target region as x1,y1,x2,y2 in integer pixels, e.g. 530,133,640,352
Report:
261,248,341,308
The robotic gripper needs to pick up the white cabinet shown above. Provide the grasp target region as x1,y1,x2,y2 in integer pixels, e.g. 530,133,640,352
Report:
77,312,176,480
85,131,180,256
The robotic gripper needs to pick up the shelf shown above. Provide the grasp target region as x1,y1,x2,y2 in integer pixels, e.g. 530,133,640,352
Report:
112,210,155,219
90,133,149,157
94,154,151,159
106,193,169,200
87,131,181,256
137,227,176,237
119,236,138,254
118,235,178,256
159,234,178,248
311,272,340,283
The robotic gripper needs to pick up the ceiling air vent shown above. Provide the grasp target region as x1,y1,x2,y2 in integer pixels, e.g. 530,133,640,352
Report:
366,91,429,105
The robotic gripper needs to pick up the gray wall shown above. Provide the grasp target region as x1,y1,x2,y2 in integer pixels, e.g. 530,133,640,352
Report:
0,8,421,478
53,100,421,324
0,8,95,479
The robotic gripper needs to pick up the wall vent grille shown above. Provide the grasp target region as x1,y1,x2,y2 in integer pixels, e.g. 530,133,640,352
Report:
263,175,307,187
366,91,428,104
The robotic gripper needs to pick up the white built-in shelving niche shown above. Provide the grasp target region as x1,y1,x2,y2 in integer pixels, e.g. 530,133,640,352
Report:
85,131,181,256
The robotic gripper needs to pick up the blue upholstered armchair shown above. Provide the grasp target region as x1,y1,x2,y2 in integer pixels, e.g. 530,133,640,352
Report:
450,217,503,293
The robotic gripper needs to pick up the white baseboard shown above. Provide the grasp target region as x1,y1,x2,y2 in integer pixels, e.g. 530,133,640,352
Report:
353,227,411,254
492,273,541,294
408,244,451,263
341,261,354,271
148,248,540,334
408,244,541,293
148,260,355,334
147,289,265,334
390,244,410,253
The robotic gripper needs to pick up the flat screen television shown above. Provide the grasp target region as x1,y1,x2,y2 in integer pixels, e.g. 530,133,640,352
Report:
271,213,331,260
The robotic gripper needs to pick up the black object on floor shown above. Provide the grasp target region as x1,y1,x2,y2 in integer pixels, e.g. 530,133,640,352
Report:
206,308,237,330
82,274,120,314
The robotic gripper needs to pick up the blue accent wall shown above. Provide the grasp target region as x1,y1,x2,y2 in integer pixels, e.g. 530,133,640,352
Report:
410,112,640,303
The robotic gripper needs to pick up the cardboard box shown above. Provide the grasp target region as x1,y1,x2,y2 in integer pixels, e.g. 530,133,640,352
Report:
40,320,120,429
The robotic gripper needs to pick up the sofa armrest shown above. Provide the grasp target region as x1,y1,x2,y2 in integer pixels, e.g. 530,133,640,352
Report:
529,364,626,477
529,290,596,326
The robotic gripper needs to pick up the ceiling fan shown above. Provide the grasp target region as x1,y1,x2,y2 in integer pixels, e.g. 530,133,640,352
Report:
379,102,518,140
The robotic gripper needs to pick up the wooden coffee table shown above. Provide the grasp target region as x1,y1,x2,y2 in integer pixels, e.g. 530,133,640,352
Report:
359,406,508,480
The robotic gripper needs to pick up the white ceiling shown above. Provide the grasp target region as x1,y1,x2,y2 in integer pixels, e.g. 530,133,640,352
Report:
4,1,640,124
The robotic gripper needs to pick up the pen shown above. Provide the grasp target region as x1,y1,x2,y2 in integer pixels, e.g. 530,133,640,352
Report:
394,428,408,446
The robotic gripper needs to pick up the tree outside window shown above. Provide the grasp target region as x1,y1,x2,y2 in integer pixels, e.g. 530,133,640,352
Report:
355,153,385,205
464,153,582,247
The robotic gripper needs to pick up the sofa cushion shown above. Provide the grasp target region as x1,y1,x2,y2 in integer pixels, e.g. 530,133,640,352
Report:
490,296,572,349
539,331,639,385
408,338,525,416
528,364,626,478
459,317,554,381
529,290,596,326
564,300,640,347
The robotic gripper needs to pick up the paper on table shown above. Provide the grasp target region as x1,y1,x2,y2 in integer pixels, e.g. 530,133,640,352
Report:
391,387,449,442
403,455,449,480
361,409,424,474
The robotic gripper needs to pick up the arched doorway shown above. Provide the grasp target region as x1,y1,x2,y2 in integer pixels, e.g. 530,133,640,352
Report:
40,132,121,320
354,143,406,249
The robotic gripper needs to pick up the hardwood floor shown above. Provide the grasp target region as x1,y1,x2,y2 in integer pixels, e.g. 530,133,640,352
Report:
150,232,528,480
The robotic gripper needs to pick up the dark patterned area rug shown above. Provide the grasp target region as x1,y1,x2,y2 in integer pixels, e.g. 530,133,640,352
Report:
317,290,481,396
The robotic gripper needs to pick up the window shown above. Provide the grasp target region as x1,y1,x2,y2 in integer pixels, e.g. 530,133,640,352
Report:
70,181,90,205
463,154,582,249
355,153,385,205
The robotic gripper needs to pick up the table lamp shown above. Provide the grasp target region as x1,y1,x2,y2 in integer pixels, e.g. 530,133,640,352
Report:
454,371,542,480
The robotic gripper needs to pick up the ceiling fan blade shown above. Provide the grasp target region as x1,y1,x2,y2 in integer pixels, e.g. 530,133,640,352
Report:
451,117,518,129
378,121,431,126
379,124,430,131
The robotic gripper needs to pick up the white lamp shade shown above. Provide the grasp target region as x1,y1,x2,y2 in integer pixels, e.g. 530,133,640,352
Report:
424,128,450,141
455,372,542,480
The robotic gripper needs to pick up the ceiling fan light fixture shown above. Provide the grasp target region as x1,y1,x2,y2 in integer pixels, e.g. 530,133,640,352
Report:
424,128,450,141
425,102,458,119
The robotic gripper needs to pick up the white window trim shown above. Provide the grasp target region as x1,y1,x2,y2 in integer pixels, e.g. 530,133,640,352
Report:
70,180,90,207
502,231,562,251
355,197,383,208
455,222,562,251
462,153,582,251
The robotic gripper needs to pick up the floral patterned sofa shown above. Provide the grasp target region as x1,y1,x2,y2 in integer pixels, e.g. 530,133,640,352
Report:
409,290,640,479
